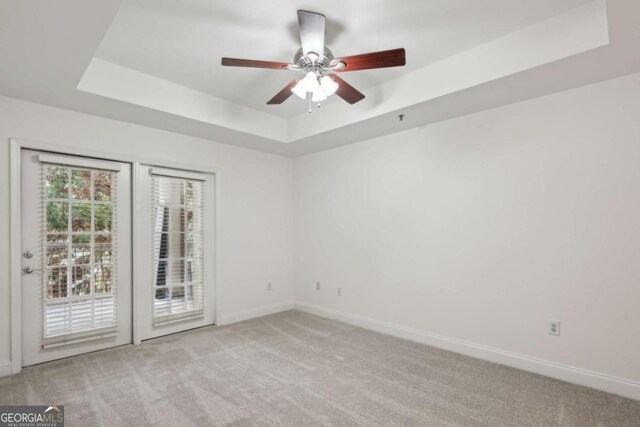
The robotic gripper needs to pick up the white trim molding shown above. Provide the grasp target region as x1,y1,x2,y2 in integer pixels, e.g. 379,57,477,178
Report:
218,302,294,326
10,140,23,375
293,302,640,402
0,360,12,378
131,162,142,345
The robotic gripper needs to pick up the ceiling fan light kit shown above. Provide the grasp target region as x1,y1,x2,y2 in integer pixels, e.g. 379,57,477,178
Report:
221,10,406,112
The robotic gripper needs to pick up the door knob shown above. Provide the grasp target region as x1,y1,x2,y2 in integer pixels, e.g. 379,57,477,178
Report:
23,266,35,274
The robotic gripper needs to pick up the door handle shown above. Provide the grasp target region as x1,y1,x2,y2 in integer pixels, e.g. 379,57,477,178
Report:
23,266,39,274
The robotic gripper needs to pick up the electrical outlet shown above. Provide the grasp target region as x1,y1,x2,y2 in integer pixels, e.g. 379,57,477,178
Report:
267,282,272,291
549,320,560,336
316,282,320,291
337,287,342,296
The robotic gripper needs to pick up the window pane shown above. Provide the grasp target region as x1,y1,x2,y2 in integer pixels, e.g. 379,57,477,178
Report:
186,209,194,232
47,234,68,245
46,301,69,336
94,296,115,324
170,259,186,283
47,244,68,267
171,286,186,311
169,208,185,232
154,233,169,259
47,202,69,233
70,298,93,330
186,237,194,258
191,284,203,304
153,207,169,234
171,180,185,205
93,171,112,201
186,182,194,206
72,234,91,244
169,233,185,257
71,203,91,232
94,204,112,232
154,260,168,287
94,244,112,264
154,288,171,315
45,167,68,199
94,264,113,294
71,265,91,296
95,233,112,244
190,258,203,282
47,267,68,299
71,241,91,265
71,169,91,200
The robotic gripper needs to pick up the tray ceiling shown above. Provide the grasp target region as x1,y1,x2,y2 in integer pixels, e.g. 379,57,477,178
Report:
95,0,591,118
1,0,638,156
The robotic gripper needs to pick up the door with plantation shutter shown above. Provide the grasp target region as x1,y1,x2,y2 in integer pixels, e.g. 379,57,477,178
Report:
21,150,132,366
137,165,215,340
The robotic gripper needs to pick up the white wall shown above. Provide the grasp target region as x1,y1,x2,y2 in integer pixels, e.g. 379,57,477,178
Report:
294,73,640,396
0,96,294,367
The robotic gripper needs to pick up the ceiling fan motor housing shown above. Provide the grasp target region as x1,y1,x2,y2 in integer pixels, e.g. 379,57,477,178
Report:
294,47,335,70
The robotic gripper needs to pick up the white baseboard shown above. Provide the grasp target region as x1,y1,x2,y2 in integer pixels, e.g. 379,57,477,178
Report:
294,302,640,401
219,301,294,326
0,360,12,378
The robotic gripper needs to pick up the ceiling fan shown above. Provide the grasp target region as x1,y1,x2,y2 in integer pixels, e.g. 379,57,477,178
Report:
221,10,406,110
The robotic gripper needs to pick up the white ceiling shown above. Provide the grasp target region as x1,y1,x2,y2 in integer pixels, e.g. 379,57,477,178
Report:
96,0,591,118
0,0,638,156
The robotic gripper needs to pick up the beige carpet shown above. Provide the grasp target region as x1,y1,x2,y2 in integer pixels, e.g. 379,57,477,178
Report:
1,310,639,426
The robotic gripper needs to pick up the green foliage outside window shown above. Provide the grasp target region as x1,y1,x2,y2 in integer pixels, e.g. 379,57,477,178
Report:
44,166,115,298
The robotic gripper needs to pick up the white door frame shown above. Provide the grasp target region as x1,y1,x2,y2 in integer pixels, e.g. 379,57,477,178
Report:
9,138,220,374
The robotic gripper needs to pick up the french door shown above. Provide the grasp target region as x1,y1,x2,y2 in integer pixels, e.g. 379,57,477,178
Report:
21,150,132,366
136,165,215,340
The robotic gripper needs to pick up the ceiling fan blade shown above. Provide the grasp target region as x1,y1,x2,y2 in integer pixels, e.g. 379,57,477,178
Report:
331,75,365,104
267,79,299,105
221,57,290,70
297,10,325,59
333,48,406,72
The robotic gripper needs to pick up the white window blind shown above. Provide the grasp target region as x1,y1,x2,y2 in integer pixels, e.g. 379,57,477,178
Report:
150,171,205,325
41,161,118,348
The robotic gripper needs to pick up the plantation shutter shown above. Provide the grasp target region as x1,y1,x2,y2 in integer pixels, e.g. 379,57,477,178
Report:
150,168,206,325
40,154,121,348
